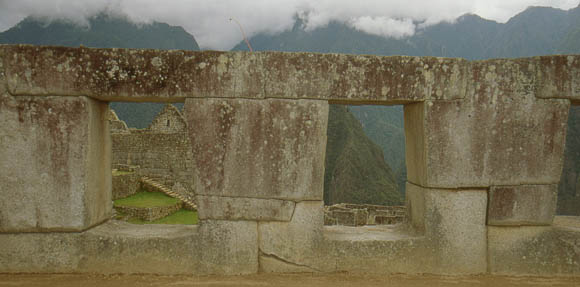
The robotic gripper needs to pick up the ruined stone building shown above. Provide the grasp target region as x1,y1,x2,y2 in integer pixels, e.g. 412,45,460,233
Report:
109,104,195,203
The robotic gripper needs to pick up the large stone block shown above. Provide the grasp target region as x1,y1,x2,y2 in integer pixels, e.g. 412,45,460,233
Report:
0,220,259,275
1,45,468,103
185,98,328,201
488,185,557,226
488,225,580,275
535,55,580,102
327,229,433,275
261,54,468,103
0,94,111,232
404,182,487,273
80,220,258,275
0,232,83,273
196,195,295,221
258,201,331,272
405,60,570,187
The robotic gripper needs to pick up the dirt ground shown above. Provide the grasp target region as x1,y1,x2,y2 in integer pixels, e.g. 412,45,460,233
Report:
0,273,579,287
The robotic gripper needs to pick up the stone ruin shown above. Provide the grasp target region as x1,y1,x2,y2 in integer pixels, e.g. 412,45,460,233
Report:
324,204,406,226
109,104,196,206
1,44,580,276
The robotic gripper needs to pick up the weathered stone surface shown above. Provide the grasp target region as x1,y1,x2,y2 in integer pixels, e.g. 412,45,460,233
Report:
111,169,140,200
259,254,317,273
488,225,580,275
0,94,111,232
262,53,468,103
488,185,557,226
535,55,580,102
0,45,469,103
196,195,295,221
325,225,433,274
0,47,5,94
258,201,332,272
185,98,328,201
405,61,570,187
0,220,258,275
405,182,426,233
3,45,580,104
405,182,488,274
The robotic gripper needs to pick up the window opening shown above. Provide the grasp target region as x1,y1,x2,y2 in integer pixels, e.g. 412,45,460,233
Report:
557,105,580,216
109,102,198,225
323,104,406,227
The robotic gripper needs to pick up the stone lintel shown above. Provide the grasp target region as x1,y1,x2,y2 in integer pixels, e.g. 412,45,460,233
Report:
488,184,557,226
196,196,295,221
1,44,467,102
185,98,328,201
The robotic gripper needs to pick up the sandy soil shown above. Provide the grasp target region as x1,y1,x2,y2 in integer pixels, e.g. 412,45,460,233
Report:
0,273,579,287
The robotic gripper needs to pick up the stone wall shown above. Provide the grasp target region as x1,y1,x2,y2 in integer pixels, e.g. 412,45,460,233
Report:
148,104,188,133
324,204,406,226
110,105,194,199
111,166,141,200
111,131,193,187
1,45,580,277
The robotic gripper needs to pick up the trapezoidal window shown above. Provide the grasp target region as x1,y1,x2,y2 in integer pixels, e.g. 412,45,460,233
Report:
323,103,406,227
557,105,580,216
109,102,198,225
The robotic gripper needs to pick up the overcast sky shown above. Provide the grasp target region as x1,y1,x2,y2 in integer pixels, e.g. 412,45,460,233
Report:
0,0,578,50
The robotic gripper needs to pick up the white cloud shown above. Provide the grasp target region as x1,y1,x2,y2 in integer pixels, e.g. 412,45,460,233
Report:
349,17,415,39
0,0,578,50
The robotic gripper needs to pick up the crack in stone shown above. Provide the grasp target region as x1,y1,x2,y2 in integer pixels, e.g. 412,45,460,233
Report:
259,249,321,272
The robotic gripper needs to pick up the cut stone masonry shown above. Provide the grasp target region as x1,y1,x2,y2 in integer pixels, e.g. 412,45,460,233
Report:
0,44,579,276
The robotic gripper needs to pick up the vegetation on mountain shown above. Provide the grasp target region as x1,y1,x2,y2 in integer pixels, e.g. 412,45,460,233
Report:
325,105,401,205
0,13,199,50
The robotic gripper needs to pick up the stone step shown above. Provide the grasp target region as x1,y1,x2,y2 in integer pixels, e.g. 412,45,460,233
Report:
139,176,197,210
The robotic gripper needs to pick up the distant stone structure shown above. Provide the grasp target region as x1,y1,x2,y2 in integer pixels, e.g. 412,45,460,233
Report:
1,45,580,277
111,164,141,200
108,109,129,133
109,104,195,205
324,204,406,226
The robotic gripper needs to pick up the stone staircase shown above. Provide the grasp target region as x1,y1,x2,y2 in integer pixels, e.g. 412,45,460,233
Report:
140,176,197,210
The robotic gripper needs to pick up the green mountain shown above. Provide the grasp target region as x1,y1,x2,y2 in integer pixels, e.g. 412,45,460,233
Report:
0,14,199,50
325,105,401,205
0,14,199,129
233,6,580,59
